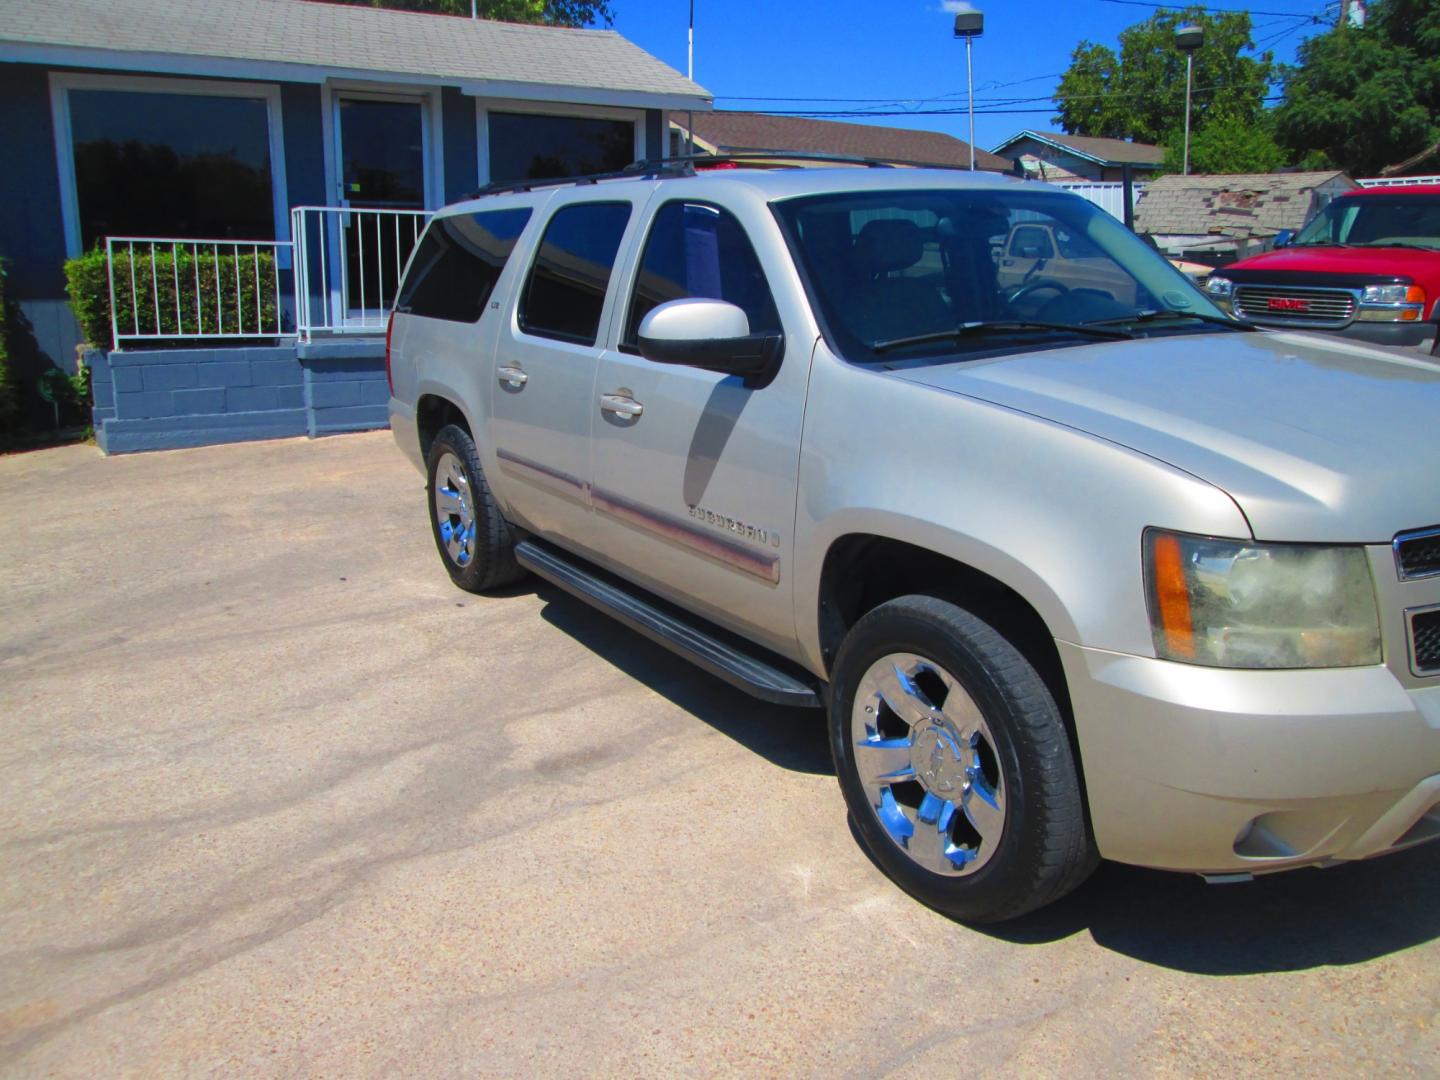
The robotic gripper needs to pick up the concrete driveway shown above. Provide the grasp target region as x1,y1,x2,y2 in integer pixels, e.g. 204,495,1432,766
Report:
2,432,1437,1077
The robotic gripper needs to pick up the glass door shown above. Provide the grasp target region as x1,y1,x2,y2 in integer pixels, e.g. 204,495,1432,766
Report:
336,96,427,322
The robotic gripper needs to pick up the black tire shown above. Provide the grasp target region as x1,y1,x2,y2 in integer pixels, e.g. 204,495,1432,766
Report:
425,424,525,593
830,595,1096,923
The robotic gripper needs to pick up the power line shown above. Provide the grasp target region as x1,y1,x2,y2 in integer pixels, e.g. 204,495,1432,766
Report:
714,73,1064,106
1099,0,1323,18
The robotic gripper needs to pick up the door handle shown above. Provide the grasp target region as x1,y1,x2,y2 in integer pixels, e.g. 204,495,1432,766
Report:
497,365,528,388
599,393,643,419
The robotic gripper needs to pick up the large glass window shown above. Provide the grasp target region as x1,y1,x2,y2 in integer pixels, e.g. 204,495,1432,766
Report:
68,89,275,247
518,202,632,346
488,112,636,184
623,201,780,350
396,208,533,323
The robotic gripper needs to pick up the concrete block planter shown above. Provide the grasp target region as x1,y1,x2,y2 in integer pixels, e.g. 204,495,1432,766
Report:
89,338,389,454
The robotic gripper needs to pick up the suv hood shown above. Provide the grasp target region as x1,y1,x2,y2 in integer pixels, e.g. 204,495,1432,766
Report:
1225,245,1438,281
891,331,1440,542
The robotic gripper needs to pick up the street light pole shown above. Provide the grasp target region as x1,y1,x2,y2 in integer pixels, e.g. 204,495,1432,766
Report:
1175,24,1204,176
953,8,984,172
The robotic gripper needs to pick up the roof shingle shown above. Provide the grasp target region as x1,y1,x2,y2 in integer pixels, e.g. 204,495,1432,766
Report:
0,0,710,104
1134,171,1357,237
672,111,1010,171
993,130,1165,167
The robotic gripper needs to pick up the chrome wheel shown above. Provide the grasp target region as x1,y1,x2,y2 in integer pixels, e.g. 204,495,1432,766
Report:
851,652,1005,876
433,451,477,567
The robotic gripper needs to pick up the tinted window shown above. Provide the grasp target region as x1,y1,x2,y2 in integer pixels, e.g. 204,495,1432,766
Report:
624,201,781,349
1009,225,1054,259
519,202,632,346
396,208,532,323
68,89,274,246
488,113,636,184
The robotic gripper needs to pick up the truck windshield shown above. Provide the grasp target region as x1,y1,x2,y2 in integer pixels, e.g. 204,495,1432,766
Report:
772,187,1225,364
1292,195,1440,250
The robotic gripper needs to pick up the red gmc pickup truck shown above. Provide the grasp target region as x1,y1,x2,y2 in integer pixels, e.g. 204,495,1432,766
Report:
1203,185,1440,352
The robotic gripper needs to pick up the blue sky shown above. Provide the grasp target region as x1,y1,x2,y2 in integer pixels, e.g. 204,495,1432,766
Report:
610,0,1336,152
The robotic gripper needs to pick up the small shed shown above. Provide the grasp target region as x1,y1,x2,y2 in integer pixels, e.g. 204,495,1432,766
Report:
1135,171,1358,262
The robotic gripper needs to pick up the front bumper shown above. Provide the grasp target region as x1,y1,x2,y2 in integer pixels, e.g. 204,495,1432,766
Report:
1060,641,1440,874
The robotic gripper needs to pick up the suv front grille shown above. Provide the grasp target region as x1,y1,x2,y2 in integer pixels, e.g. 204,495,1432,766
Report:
1233,285,1356,327
1410,608,1440,675
1394,527,1440,580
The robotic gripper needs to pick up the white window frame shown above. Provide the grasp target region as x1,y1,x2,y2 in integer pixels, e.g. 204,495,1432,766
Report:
48,71,290,259
476,98,646,189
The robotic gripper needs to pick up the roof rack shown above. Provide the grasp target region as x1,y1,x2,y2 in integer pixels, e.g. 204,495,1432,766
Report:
459,149,975,201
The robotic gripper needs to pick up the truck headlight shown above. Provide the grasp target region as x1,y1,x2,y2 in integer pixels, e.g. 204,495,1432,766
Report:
1204,275,1233,299
1358,283,1426,322
1144,529,1381,669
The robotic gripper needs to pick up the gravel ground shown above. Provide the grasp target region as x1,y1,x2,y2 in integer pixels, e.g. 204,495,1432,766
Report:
1,431,1437,1078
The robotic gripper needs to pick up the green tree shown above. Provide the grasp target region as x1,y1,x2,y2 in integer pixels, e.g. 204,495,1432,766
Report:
1272,0,1440,176
318,0,613,27
1054,7,1273,146
1161,116,1285,175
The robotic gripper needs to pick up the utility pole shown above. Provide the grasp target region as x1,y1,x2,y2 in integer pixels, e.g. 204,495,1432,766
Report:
1175,24,1203,176
952,8,984,171
686,1,695,158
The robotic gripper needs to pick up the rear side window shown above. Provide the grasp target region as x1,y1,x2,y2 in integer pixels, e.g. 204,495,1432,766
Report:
623,201,781,350
519,202,632,346
395,207,532,323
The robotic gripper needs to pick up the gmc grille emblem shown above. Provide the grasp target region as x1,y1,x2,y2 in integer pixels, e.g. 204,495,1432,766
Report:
1268,297,1311,312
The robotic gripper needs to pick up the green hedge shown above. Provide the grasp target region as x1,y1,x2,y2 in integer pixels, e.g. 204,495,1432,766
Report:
65,245,283,348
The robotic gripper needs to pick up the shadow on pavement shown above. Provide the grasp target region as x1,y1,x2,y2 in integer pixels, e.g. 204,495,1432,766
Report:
534,582,833,777
980,842,1440,974
531,581,1440,974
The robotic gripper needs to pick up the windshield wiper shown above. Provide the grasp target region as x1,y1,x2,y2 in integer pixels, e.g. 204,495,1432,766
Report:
1085,309,1256,332
870,320,1133,354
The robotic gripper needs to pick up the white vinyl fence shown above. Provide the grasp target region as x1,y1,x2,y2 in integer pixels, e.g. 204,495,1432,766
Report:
1356,174,1440,188
1051,181,1148,220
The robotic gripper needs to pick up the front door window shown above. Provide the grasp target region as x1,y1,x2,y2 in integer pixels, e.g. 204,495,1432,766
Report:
337,98,426,316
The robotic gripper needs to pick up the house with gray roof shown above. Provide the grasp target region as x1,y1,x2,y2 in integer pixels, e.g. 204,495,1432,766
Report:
0,0,709,450
1135,170,1357,262
990,130,1165,182
669,111,1010,171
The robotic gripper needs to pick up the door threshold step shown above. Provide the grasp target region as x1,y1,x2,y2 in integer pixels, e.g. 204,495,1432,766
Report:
515,538,822,708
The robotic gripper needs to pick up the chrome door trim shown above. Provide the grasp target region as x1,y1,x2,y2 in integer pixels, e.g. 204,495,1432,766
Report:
591,488,781,585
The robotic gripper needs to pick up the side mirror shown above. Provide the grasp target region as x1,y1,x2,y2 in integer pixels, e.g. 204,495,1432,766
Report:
637,298,784,385
1273,229,1294,249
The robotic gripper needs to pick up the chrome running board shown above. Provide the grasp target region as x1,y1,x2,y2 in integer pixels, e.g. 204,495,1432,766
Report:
515,538,822,708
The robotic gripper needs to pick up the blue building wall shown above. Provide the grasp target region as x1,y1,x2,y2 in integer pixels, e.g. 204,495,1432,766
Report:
443,87,479,203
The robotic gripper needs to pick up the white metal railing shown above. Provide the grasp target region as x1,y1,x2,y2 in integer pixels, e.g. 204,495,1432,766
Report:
106,237,292,348
1357,174,1440,188
291,206,433,341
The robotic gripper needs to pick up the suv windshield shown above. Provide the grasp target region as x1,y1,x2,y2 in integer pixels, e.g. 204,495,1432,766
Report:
1292,194,1440,250
773,188,1226,364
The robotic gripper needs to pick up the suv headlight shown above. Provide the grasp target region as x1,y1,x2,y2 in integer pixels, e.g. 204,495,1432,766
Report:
1144,529,1381,669
1204,275,1233,299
